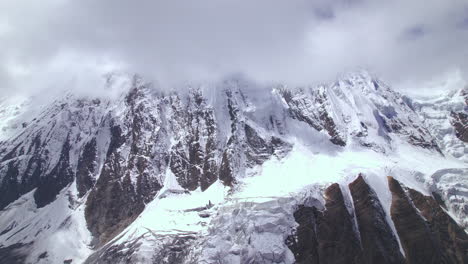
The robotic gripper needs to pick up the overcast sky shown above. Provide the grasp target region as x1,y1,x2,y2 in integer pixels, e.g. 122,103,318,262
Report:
1,0,467,97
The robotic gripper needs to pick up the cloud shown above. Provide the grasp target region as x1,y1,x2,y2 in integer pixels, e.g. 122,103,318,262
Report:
1,0,468,97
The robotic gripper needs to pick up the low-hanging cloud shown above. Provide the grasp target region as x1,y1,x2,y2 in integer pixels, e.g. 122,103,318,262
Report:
1,0,467,97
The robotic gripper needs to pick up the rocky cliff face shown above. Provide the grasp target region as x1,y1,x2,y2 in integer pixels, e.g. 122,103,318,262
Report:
450,111,468,143
288,175,468,264
0,72,466,263
389,176,468,263
452,87,468,143
286,183,363,264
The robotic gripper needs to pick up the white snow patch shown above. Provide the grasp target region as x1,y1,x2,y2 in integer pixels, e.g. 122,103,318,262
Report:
114,180,227,245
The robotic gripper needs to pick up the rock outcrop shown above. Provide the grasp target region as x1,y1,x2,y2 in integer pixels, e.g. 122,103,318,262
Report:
289,176,468,264
450,111,468,143
408,186,468,263
348,176,405,264
388,176,442,263
287,183,362,264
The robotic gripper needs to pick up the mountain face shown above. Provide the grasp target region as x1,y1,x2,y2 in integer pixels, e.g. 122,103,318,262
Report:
0,72,466,264
410,87,468,162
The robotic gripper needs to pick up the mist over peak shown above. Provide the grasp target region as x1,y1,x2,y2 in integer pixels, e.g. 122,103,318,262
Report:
1,0,468,99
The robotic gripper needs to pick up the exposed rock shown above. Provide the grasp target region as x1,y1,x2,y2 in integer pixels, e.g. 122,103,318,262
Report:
244,124,273,165
388,176,442,263
85,125,133,245
219,89,244,187
0,243,31,264
33,136,74,208
462,87,468,106
85,83,164,246
287,205,320,264
151,235,196,264
168,88,219,191
348,175,405,264
0,160,25,210
313,89,347,147
85,174,142,246
37,251,48,260
450,111,468,143
76,138,98,197
219,149,235,187
279,87,346,146
287,183,362,264
85,112,163,245
0,137,45,210
316,183,362,263
408,187,468,263
219,89,293,187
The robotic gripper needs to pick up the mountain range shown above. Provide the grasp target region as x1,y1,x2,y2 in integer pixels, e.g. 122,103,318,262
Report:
0,71,467,264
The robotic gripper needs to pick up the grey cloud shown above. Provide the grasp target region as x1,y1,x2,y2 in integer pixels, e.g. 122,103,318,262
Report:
403,25,427,40
458,16,468,29
0,0,468,98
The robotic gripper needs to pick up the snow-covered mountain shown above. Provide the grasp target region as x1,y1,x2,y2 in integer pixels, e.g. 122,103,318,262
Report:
0,71,467,264
410,87,468,162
